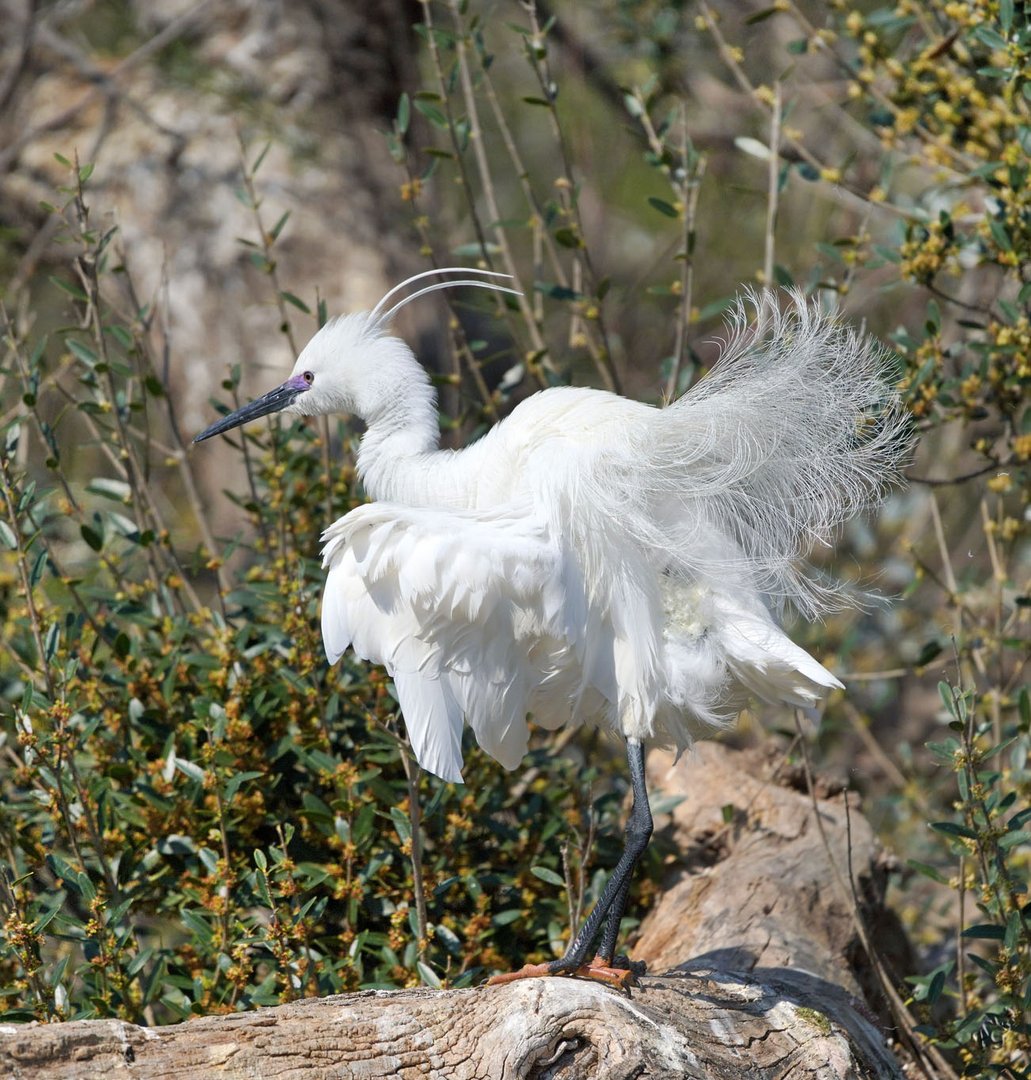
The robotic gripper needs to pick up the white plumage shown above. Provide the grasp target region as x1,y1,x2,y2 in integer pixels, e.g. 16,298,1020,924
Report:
280,279,905,782
195,269,909,984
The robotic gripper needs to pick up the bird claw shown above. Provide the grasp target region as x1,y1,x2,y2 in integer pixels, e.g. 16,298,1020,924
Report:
572,956,639,989
487,954,640,990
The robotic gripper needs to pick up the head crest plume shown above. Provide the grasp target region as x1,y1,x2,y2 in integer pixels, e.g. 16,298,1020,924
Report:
370,267,521,328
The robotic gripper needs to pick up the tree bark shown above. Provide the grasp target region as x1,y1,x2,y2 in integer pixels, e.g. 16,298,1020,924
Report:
0,744,908,1079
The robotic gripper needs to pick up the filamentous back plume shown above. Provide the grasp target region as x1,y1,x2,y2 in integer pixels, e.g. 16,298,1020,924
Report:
194,273,912,988
630,288,912,619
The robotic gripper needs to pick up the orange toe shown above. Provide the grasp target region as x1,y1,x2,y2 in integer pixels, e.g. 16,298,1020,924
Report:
486,962,553,985
487,955,638,989
571,954,637,989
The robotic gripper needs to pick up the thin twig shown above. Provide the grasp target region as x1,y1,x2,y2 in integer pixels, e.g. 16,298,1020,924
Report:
763,83,782,287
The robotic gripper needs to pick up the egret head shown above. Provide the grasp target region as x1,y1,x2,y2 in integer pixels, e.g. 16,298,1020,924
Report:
193,269,518,443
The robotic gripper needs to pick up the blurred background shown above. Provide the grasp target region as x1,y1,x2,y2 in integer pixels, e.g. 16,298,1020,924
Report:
0,0,1027,1070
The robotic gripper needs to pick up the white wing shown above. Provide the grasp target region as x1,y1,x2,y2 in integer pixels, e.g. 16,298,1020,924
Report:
320,501,586,782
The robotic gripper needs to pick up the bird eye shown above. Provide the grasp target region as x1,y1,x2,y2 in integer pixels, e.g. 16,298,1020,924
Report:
302,371,314,385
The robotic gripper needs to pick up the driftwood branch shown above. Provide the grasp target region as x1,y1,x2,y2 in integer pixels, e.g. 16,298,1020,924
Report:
1,744,909,1079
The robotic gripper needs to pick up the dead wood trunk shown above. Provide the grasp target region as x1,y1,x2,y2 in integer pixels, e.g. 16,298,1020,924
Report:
0,744,909,1079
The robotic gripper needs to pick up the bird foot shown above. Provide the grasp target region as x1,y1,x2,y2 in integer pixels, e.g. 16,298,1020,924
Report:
571,955,639,989
487,954,640,990
486,961,553,986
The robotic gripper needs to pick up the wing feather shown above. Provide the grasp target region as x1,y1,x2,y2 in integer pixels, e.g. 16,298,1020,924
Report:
321,501,583,780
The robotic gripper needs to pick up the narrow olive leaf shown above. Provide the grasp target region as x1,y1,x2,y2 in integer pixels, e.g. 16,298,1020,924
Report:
80,524,103,551
435,924,461,955
269,211,291,241
397,92,411,135
938,680,958,717
907,859,949,885
50,276,88,302
87,478,131,502
413,99,448,128
66,339,98,366
961,924,1005,939
648,196,679,218
735,136,772,160
250,141,272,175
417,961,442,989
44,623,60,661
530,865,565,887
746,6,782,24
492,909,523,926
280,291,311,314
930,821,978,839
181,909,214,943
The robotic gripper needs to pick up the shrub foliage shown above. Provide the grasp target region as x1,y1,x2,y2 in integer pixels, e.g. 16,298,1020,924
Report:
0,1,1028,1075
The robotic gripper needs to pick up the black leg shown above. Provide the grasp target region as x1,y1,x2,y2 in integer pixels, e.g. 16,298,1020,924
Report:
594,877,633,965
545,736,652,974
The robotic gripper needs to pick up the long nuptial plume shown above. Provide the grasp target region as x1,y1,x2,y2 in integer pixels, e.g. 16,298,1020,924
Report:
368,267,522,328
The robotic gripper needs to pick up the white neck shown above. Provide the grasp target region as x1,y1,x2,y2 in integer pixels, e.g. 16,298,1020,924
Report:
353,343,445,504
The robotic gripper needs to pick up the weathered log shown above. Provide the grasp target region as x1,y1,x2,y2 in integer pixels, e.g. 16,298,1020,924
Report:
0,744,908,1079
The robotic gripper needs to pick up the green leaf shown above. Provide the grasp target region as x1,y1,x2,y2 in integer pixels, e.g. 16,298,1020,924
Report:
451,241,502,258
46,853,80,892
988,218,1012,252
435,924,461,955
280,291,311,314
417,961,441,989
961,923,1005,939
746,7,782,24
44,623,60,661
926,968,946,1005
908,860,948,885
534,281,581,302
649,793,687,816
269,211,291,241
413,99,448,128
181,909,214,943
396,92,411,135
87,478,131,502
174,757,205,783
492,909,523,926
0,521,15,550
250,142,272,175
930,821,978,839
29,549,47,588
390,806,412,843
647,196,679,219
66,339,98,367
530,865,565,887
78,162,95,184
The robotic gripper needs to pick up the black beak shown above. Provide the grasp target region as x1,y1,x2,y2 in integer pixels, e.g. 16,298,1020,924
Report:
193,377,309,443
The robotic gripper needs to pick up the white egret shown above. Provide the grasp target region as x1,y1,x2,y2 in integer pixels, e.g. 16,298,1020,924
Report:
195,268,909,988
